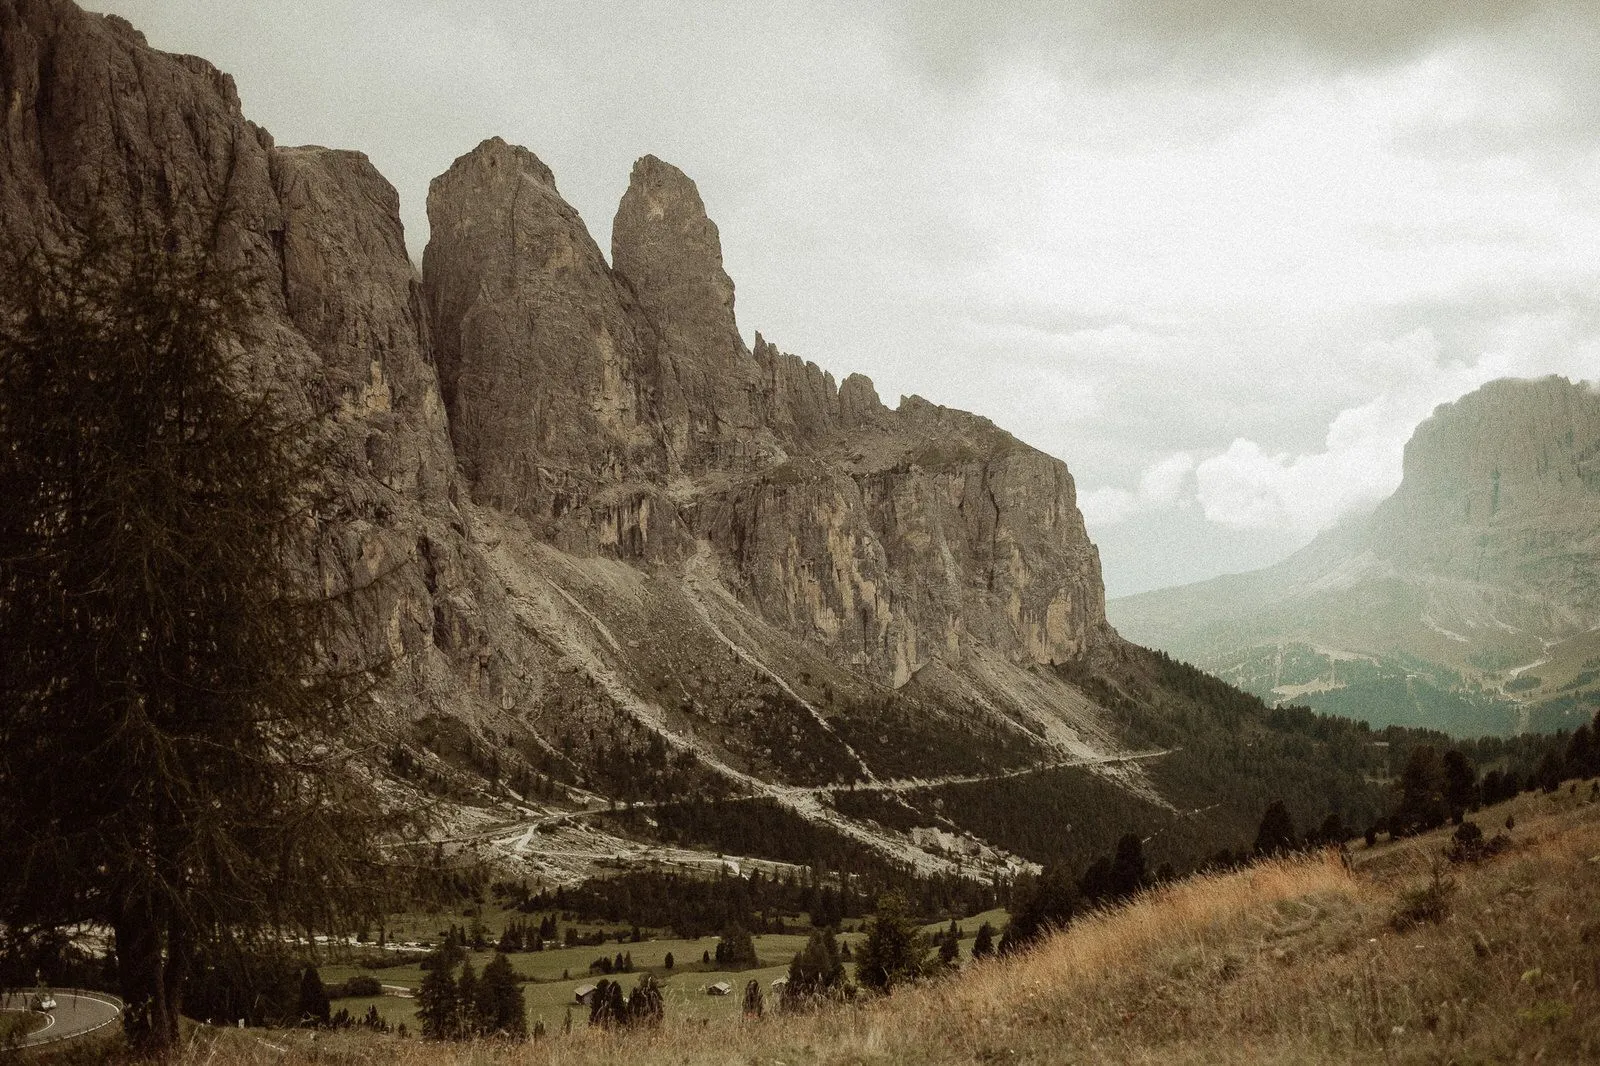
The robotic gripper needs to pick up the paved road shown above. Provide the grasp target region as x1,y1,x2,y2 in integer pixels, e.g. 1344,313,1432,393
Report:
1,988,122,1048
437,747,1179,852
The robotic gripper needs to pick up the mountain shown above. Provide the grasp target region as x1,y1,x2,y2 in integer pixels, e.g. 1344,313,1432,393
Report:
1111,376,1600,736
1,0,1413,884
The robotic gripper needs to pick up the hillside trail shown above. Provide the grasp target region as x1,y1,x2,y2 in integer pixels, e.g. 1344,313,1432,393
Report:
458,527,1176,880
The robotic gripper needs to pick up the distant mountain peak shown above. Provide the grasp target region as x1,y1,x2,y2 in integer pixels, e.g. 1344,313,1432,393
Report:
1110,375,1600,735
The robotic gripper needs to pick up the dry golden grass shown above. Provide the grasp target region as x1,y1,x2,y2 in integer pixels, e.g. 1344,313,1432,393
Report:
50,788,1600,1065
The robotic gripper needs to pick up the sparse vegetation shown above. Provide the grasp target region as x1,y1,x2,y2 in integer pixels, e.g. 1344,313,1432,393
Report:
1388,861,1455,931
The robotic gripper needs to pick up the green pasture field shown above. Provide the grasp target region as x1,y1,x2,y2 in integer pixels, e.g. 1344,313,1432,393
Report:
318,908,1008,1031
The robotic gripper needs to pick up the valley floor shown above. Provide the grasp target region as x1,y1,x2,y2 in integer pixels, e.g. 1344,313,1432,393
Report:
43,786,1600,1064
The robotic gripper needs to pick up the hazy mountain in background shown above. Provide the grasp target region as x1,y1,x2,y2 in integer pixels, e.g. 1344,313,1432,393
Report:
1111,376,1600,736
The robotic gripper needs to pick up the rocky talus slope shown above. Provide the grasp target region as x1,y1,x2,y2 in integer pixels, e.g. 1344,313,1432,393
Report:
1,0,1397,881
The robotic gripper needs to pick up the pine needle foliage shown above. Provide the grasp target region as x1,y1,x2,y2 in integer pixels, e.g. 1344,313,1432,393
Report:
0,224,390,1052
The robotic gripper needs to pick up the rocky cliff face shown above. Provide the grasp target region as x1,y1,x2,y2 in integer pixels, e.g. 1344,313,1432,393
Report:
1368,377,1600,618
0,0,539,732
5,0,1134,882
423,138,1108,684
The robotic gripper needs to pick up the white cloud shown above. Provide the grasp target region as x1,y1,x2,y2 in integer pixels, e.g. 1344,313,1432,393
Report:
1192,329,1481,530
1139,451,1197,504
1081,452,1194,526
1089,313,1600,539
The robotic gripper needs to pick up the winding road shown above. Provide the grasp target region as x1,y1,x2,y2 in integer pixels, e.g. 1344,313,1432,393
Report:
0,988,121,1049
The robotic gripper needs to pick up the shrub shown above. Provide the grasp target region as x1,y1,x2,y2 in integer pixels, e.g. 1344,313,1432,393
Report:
1446,820,1511,864
742,979,764,1018
1391,864,1456,931
340,975,383,998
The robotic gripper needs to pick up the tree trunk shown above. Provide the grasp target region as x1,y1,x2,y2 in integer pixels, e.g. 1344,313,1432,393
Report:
114,900,183,1054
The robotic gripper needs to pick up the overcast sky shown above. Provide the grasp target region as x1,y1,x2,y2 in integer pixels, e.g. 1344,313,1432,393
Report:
96,1,1600,596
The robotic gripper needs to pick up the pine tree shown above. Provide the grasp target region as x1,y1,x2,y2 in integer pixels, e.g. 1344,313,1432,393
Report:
856,893,926,994
627,974,665,1028
588,978,627,1028
936,918,961,967
0,222,392,1054
1317,812,1347,846
455,960,480,1038
1077,855,1113,903
297,966,331,1028
416,959,458,1040
1000,865,1075,955
478,952,526,1038
1566,726,1595,779
1536,749,1564,793
1397,747,1448,831
1254,800,1298,856
785,927,845,1006
717,923,758,968
1443,750,1478,818
1108,833,1147,900
971,922,997,960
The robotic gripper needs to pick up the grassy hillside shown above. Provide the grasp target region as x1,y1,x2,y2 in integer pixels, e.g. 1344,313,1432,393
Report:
67,780,1600,1063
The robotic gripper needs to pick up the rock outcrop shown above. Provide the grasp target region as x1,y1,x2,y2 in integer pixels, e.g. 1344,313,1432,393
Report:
1369,376,1600,598
613,154,760,466
423,138,1108,684
0,0,535,728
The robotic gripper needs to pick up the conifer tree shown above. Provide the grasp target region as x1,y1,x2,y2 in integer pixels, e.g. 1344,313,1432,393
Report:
1001,865,1075,955
1397,748,1448,830
627,974,665,1028
1108,833,1147,900
1443,750,1479,818
937,918,961,967
786,927,845,1005
1536,749,1564,793
716,922,758,968
0,225,391,1053
416,958,458,1040
297,966,331,1028
478,952,527,1038
1254,800,1298,856
455,960,480,1038
1077,856,1114,903
856,893,926,994
971,922,997,960
588,978,627,1028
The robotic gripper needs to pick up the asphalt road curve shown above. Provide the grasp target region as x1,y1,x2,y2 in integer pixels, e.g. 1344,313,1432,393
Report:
1,988,122,1048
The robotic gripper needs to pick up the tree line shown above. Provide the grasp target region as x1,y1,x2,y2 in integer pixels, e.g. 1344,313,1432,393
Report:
416,944,527,1041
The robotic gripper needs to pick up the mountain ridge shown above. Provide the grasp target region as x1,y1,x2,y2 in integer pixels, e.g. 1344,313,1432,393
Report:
1110,375,1600,734
2,0,1411,885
